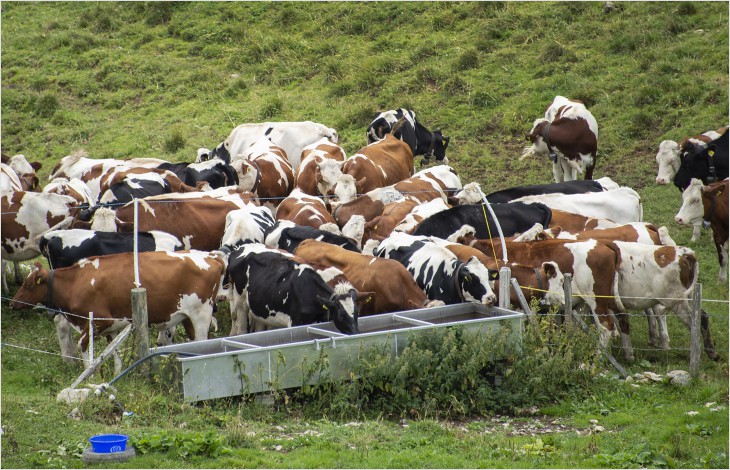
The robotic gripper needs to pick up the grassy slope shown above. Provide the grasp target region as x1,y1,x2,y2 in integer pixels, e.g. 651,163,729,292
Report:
1,2,728,468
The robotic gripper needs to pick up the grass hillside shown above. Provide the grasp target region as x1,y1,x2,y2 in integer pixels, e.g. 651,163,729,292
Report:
1,2,728,468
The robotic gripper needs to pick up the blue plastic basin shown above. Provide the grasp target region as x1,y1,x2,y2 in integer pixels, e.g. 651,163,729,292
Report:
88,434,129,453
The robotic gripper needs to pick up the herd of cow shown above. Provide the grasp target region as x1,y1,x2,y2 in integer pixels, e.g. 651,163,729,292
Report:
1,99,727,372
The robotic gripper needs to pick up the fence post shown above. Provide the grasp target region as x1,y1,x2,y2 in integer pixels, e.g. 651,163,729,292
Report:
563,273,573,325
689,282,702,378
132,288,149,361
88,312,94,366
509,278,533,317
499,267,511,309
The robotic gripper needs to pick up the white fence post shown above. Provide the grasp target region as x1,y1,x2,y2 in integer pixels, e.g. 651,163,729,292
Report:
132,197,149,362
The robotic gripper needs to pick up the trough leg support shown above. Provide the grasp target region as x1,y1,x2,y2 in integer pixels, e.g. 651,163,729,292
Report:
69,324,133,390
689,283,702,378
509,278,532,317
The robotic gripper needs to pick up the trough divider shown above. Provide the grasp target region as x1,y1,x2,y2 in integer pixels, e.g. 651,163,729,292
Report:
221,339,262,350
509,278,532,316
391,315,433,326
306,326,345,338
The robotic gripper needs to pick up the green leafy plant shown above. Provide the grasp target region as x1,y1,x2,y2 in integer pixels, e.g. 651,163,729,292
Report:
132,430,231,459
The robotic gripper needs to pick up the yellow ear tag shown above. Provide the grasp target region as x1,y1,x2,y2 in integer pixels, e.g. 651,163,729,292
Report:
322,305,328,310
708,150,715,156
36,278,42,285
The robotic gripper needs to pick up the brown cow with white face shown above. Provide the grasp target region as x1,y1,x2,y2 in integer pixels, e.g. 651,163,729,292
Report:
232,136,295,211
276,188,337,230
3,154,42,192
10,251,225,366
521,96,598,182
330,134,414,204
295,138,347,197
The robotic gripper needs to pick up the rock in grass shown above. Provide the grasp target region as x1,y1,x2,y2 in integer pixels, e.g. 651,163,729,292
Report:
667,370,691,386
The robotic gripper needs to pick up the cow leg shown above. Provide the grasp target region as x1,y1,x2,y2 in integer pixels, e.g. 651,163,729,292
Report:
615,312,634,361
645,308,659,348
1,260,8,294
551,161,564,183
229,290,250,336
54,314,78,364
690,224,702,243
718,240,728,283
13,261,22,285
667,299,719,360
654,306,670,350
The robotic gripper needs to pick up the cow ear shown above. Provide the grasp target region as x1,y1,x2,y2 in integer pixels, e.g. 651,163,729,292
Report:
34,261,43,270
356,177,366,190
356,291,376,304
543,262,558,278
31,161,42,171
315,295,329,310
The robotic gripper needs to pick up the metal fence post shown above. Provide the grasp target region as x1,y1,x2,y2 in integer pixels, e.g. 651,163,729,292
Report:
689,282,702,378
499,267,511,309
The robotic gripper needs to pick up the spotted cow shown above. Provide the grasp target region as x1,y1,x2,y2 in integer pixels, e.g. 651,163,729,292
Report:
367,108,450,165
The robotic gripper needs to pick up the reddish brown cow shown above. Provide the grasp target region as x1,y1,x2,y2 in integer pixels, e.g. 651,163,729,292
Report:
331,135,414,203
10,251,225,366
294,239,437,316
276,189,337,230
295,139,347,196
233,137,294,209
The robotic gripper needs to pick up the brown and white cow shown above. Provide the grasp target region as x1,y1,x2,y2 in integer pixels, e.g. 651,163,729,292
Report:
232,136,294,210
43,177,96,207
521,96,599,182
10,251,225,366
331,134,415,203
276,188,337,230
675,178,729,282
293,239,439,316
74,192,258,251
1,163,24,192
295,138,347,196
1,191,78,292
3,154,42,191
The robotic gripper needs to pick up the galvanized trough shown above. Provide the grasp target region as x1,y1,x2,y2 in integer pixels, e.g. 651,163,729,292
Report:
154,303,523,402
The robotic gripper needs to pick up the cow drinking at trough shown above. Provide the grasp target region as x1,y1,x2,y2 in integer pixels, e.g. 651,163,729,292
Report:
521,96,598,182
367,108,450,165
224,243,360,335
10,251,225,366
373,232,497,306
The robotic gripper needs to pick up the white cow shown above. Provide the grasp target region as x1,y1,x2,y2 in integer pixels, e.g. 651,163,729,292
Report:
200,121,338,172
513,187,643,224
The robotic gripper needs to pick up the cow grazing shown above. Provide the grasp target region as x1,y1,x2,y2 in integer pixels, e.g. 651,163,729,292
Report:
276,188,337,230
232,136,295,209
367,108,450,165
294,239,437,316
39,229,183,269
332,135,415,203
10,251,225,366
521,96,599,182
413,201,552,241
373,232,497,306
2,191,78,292
219,204,276,250
200,121,338,170
224,243,359,335
512,186,643,224
295,138,347,196
264,220,361,254
675,178,729,282
157,158,239,190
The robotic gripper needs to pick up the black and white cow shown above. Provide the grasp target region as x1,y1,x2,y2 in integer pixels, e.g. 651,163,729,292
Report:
264,220,361,254
372,232,496,306
157,158,239,190
673,130,729,193
224,243,360,335
367,108,450,165
219,205,276,250
473,177,616,204
39,229,183,269
97,172,177,206
413,201,553,241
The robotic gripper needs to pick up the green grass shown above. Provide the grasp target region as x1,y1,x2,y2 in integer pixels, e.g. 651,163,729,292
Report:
1,2,728,468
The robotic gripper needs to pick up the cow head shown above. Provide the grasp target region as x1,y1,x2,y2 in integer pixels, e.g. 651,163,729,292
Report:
458,257,497,306
539,261,565,308
10,262,50,310
422,130,450,165
655,140,681,185
454,182,483,205
315,158,343,196
197,142,231,165
328,173,362,204
318,283,360,335
520,119,550,160
675,179,706,226
341,215,365,248
231,159,259,192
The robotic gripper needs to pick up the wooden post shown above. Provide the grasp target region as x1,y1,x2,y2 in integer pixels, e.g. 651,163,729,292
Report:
689,282,702,378
509,278,532,317
562,273,573,325
69,325,133,390
132,287,149,362
499,267,511,309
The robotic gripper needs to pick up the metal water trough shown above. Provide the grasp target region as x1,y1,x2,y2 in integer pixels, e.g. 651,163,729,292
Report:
154,303,524,402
